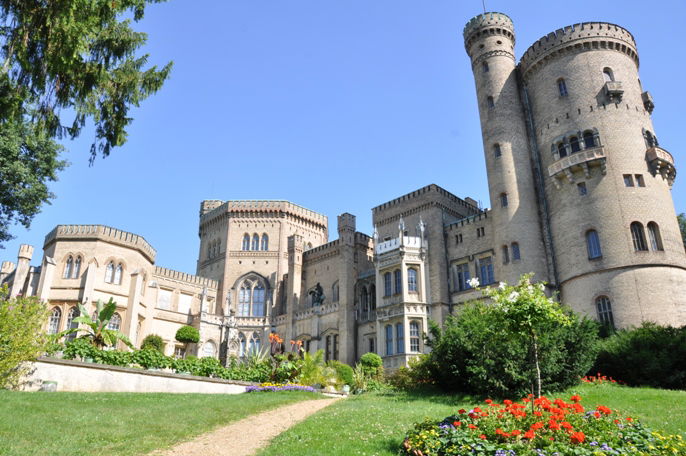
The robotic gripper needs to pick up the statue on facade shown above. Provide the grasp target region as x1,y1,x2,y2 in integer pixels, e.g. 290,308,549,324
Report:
309,282,325,306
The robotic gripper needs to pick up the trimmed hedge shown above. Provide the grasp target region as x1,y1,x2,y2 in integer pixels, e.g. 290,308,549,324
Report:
140,334,164,353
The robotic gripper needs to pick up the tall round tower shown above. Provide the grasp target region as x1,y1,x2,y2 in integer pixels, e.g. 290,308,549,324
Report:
520,22,686,327
463,13,550,285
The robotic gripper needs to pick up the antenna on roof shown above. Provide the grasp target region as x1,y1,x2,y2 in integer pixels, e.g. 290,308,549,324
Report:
482,0,486,13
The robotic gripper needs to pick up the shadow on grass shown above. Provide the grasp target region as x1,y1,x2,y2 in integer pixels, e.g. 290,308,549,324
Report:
369,386,479,406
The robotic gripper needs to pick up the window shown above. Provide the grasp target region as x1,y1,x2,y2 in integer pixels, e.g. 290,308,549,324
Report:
369,285,376,310
393,269,402,294
635,174,645,187
602,67,614,82
630,222,648,251
325,335,332,361
73,256,81,278
369,337,375,354
385,325,393,356
251,234,259,251
647,222,664,251
623,174,634,187
500,193,508,208
238,285,251,316
557,78,568,97
557,142,567,158
238,279,266,316
174,346,185,359
248,332,261,355
261,234,269,251
478,257,494,285
493,143,502,158
502,245,509,264
105,262,114,283
482,61,489,73
238,332,246,357
407,268,418,292
107,312,121,331
583,131,596,148
360,286,368,314
114,263,123,285
511,242,521,261
455,263,471,291
577,182,588,196
332,282,339,302
333,334,339,361
596,296,615,329
476,227,485,237
63,256,73,279
252,285,265,316
48,307,61,335
570,136,580,153
409,321,420,352
178,293,192,314
242,234,250,251
586,230,602,259
644,130,658,147
455,233,463,244
487,96,494,109
66,306,80,341
157,289,172,310
383,272,392,297
396,323,404,354
202,341,217,358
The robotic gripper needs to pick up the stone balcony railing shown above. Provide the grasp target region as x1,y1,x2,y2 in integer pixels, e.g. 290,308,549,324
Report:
236,316,269,327
376,236,421,255
646,146,676,186
548,146,606,187
604,81,624,102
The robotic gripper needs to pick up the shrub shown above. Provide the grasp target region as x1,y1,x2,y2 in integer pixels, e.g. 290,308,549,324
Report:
329,360,354,387
359,352,383,378
93,349,132,367
270,353,302,383
132,348,171,369
175,325,199,344
386,355,435,390
592,322,686,389
63,337,98,361
140,334,165,353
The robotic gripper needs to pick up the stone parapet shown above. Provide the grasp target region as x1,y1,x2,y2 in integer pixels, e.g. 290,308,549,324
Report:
44,225,156,262
153,266,218,289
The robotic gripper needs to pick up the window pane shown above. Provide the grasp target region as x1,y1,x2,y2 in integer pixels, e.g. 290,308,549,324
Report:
178,293,192,314
157,289,172,310
396,323,404,354
238,286,251,316
48,308,61,335
511,243,521,261
385,325,393,356
252,286,265,317
407,269,417,292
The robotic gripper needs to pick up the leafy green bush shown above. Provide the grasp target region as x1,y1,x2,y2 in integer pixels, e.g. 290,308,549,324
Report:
175,325,199,344
386,355,435,390
93,349,132,367
328,360,354,386
140,334,164,353
132,348,171,369
63,337,98,361
592,322,686,389
359,352,383,378
270,353,302,383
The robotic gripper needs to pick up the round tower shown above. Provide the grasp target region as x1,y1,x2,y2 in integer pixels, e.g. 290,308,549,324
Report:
520,22,686,327
463,12,549,285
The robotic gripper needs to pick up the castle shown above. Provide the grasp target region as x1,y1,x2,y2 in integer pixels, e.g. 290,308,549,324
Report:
2,13,685,369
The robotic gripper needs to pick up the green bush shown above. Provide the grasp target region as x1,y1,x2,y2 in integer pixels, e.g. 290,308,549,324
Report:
386,354,434,390
592,322,686,389
328,360,354,387
426,302,599,397
140,334,164,353
270,353,302,383
132,348,171,369
359,352,383,378
93,349,132,367
63,337,98,361
175,325,199,344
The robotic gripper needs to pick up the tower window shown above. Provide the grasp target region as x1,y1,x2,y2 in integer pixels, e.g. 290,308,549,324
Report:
48,307,62,335
385,324,393,356
603,67,615,82
487,96,495,109
501,245,509,264
493,143,502,158
478,256,494,285
557,142,567,158
647,222,664,251
261,234,269,251
409,321,420,352
251,233,259,251
577,182,588,196
407,268,418,292
500,193,508,208
586,229,602,259
242,234,250,251
596,296,615,329
557,78,568,97
623,174,635,187
583,131,597,148
644,130,658,147
454,263,471,291
569,136,580,153
63,256,73,279
393,269,402,294
511,242,521,261
482,61,489,73
383,272,392,297
635,174,645,187
630,222,648,251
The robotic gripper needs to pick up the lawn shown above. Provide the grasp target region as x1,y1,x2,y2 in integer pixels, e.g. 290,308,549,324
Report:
0,390,320,456
258,383,686,456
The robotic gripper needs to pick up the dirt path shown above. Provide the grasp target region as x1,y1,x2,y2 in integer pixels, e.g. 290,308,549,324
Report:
150,396,341,456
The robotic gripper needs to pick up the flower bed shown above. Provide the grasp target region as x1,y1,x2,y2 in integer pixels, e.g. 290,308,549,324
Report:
245,382,316,393
401,394,686,456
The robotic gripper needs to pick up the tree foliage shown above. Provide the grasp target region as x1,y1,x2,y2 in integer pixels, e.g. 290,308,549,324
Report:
175,325,199,344
0,0,172,243
67,298,133,349
0,286,48,389
678,213,686,251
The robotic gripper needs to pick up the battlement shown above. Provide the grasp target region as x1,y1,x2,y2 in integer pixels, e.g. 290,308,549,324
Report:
153,266,218,288
200,200,223,216
18,244,34,260
303,239,340,258
372,184,480,217
520,22,637,77
287,234,304,251
44,225,157,262
355,232,373,246
200,200,328,229
1,261,15,274
337,213,356,232
445,210,491,229
463,12,515,51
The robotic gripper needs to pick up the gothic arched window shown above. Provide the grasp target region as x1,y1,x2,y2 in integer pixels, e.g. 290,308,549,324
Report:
238,284,251,316
596,296,614,329
630,222,648,251
48,307,61,335
237,277,268,317
248,332,261,355
251,234,259,251
647,222,664,251
369,284,376,310
242,234,250,251
407,268,418,292
63,256,73,279
66,306,80,341
107,312,121,331
252,285,265,317
105,262,115,283
114,263,123,285
238,332,246,357
261,234,269,251
73,256,82,278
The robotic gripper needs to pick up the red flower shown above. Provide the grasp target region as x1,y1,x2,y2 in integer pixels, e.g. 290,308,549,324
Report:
627,417,633,422
570,395,581,403
572,403,584,413
570,431,585,444
453,421,461,427
596,405,612,415
485,399,493,404
548,421,560,431
530,422,544,430
458,409,466,414
561,422,573,430
511,429,521,436
479,434,487,440
503,399,513,405
524,430,535,439
468,424,477,430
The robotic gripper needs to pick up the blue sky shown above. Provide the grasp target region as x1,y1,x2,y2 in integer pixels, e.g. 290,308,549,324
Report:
2,0,685,274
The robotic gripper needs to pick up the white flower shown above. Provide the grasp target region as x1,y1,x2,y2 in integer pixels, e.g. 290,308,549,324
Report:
538,283,546,291
498,282,506,290
467,277,480,288
507,291,520,302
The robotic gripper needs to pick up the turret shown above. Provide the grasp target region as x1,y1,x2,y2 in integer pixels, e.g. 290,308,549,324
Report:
10,244,34,297
0,261,15,284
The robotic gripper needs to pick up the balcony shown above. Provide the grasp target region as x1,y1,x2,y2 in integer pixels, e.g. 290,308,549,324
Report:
548,146,606,187
646,147,676,186
604,81,624,102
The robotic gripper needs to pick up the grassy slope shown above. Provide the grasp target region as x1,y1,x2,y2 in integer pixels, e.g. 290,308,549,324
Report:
259,384,686,456
0,390,320,456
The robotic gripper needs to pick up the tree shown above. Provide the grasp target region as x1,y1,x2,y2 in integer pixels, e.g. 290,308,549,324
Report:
68,298,133,349
678,213,686,251
0,0,172,244
0,285,48,389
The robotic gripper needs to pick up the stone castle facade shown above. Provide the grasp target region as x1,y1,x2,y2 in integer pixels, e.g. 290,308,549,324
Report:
3,13,685,369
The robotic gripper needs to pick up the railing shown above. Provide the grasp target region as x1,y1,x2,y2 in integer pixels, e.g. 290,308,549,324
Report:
604,81,624,101
646,147,676,186
548,146,605,178
236,316,268,327
376,236,421,254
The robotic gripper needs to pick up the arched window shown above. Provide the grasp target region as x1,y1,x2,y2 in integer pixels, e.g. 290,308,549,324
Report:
502,245,509,264
307,242,313,250
487,96,495,109
493,143,502,158
238,284,251,316
251,234,259,251
331,282,339,302
396,322,404,354
383,272,392,297
238,332,246,357
602,67,614,82
114,263,123,285
385,325,393,356
242,234,250,251
557,142,567,158
261,234,269,251
407,268,418,292
644,130,658,147
63,256,73,279
409,321,420,352
596,296,615,329
66,306,80,341
73,256,82,278
586,230,602,259
248,332,261,355
511,242,521,261
105,262,114,283
583,131,596,149
630,222,648,251
107,312,121,331
202,340,217,358
369,285,376,310
570,136,580,153
360,286,368,312
557,78,568,97
500,193,508,208
252,285,265,317
48,307,61,335
393,269,402,294
207,242,213,259
647,222,664,251
482,61,489,73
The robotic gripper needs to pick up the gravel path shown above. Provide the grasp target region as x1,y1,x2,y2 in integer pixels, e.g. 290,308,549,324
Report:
150,396,341,456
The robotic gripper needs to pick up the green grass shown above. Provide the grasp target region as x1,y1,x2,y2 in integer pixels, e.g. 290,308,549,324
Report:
0,390,320,456
259,383,686,456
